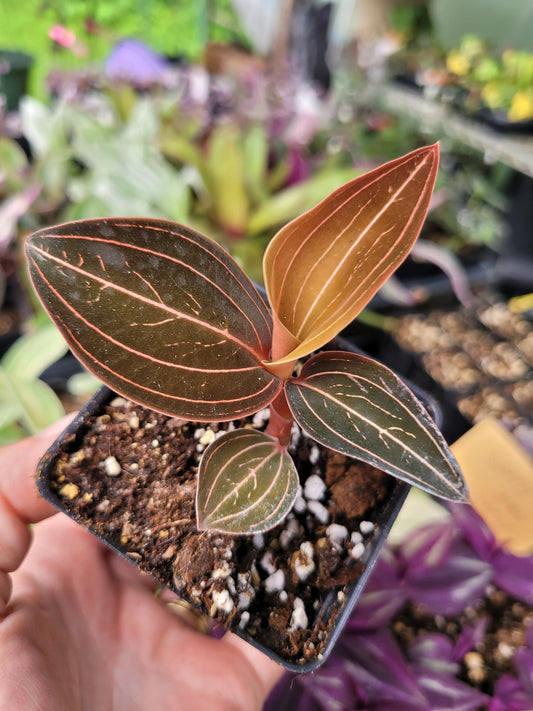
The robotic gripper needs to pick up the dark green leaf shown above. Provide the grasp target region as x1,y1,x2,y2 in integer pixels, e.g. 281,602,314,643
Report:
286,351,468,501
196,428,299,534
26,218,280,420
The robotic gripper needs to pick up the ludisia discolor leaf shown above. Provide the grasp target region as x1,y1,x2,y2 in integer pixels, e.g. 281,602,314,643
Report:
26,218,280,420
196,428,299,534
285,351,468,501
263,144,439,364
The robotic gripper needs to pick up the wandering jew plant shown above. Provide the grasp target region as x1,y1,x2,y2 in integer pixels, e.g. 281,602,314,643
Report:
26,144,468,535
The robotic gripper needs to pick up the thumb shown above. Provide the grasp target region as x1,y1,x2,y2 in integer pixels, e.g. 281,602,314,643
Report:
0,414,76,524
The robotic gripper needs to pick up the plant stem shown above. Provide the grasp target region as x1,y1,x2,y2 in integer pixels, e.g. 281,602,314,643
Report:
265,390,293,447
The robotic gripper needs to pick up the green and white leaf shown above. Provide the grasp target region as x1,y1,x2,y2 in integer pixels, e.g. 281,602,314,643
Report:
0,368,64,435
196,429,299,534
286,351,468,502
1,324,68,380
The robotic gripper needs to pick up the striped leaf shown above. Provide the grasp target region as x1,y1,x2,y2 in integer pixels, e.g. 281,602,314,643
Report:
26,218,280,420
286,351,468,501
264,145,439,364
196,429,299,534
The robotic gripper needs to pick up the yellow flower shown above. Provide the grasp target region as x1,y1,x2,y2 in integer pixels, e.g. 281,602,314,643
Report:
446,51,470,77
481,82,504,109
508,91,533,122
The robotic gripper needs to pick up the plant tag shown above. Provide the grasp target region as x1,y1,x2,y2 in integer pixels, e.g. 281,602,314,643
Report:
451,419,533,556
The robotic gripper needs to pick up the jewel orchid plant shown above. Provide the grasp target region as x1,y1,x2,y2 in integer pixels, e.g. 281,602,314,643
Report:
25,143,468,535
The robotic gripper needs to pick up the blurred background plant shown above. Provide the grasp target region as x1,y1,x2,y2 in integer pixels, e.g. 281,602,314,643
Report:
0,0,526,431
265,498,533,711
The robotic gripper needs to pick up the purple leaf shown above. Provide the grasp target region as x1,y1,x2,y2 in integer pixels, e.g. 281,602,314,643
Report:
398,520,455,575
0,184,41,249
415,669,490,711
514,646,533,700
448,503,497,560
348,551,407,630
489,674,533,711
295,667,360,711
407,633,458,675
339,630,428,710
453,617,489,660
404,540,493,616
491,548,533,605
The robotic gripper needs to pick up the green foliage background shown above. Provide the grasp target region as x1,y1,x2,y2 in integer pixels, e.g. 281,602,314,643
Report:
0,0,244,99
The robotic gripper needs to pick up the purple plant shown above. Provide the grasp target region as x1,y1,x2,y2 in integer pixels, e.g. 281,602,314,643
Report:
105,39,171,86
265,504,533,710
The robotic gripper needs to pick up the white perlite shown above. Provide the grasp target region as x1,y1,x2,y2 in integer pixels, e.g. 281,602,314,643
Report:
290,422,302,448
304,474,326,501
350,531,363,545
351,541,366,560
307,499,330,524
264,569,285,594
252,408,270,429
211,589,234,615
252,533,265,549
104,456,121,476
294,541,315,581
309,445,321,465
239,611,250,630
199,429,216,447
326,523,349,551
237,591,252,611
289,598,308,631
279,516,303,549
360,520,375,535
211,561,232,579
260,550,276,575
293,488,306,514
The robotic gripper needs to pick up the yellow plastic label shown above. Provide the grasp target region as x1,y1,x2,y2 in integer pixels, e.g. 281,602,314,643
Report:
451,419,533,556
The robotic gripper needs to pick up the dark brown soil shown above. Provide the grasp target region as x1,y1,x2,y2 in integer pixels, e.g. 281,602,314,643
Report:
392,587,533,694
39,393,401,667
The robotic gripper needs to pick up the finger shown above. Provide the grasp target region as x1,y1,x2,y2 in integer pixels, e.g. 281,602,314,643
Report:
222,631,285,700
0,416,75,613
0,414,75,526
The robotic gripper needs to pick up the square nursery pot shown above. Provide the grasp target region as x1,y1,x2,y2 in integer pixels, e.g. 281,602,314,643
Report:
35,342,441,673
0,50,34,111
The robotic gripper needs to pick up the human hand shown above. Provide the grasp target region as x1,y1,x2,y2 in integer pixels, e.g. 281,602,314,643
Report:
0,421,283,711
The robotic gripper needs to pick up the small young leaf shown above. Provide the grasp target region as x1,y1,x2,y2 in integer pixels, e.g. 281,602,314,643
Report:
196,429,299,534
286,351,468,501
26,218,280,421
264,144,439,364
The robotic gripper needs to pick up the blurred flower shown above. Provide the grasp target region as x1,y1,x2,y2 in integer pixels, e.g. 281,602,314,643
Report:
48,24,76,48
105,40,170,86
48,24,88,58
446,51,471,78
508,91,533,122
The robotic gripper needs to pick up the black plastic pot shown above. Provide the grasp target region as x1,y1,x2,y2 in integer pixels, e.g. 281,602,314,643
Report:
0,50,33,111
35,342,441,672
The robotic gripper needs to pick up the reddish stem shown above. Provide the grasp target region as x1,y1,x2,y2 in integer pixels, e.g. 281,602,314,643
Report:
266,390,293,447
263,313,300,446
